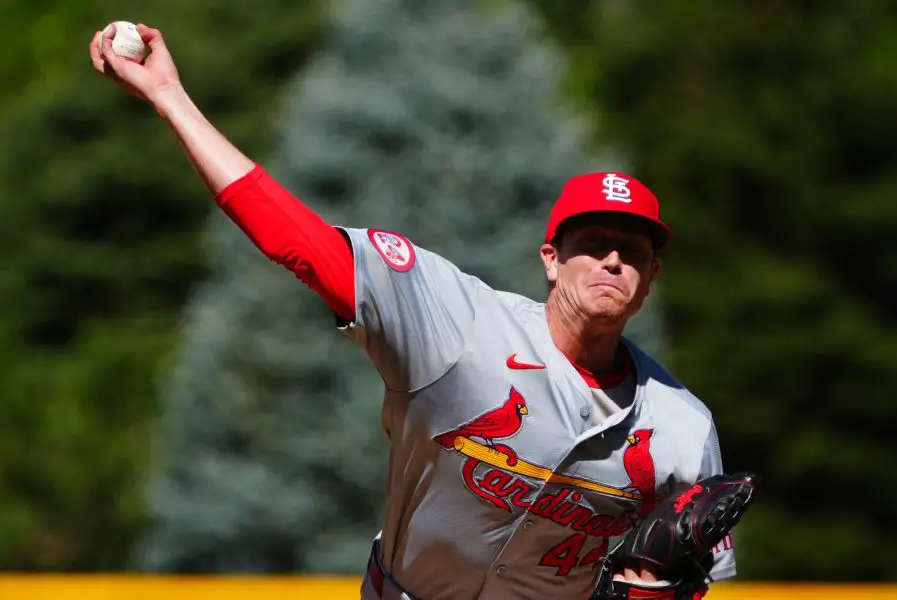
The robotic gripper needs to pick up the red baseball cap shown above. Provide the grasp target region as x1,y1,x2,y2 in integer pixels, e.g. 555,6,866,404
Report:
544,172,671,249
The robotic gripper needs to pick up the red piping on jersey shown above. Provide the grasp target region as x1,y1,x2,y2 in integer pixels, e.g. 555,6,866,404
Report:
566,346,633,389
214,164,356,320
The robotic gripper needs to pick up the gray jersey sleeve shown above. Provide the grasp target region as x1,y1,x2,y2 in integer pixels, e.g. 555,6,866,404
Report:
338,227,478,392
699,420,738,582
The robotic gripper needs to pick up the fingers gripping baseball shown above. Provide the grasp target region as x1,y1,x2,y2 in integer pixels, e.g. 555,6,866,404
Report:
89,23,181,102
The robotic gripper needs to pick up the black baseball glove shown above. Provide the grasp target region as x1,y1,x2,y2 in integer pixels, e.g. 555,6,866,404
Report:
591,472,758,600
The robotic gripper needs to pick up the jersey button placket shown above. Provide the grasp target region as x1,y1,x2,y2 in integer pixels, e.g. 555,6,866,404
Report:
496,564,508,577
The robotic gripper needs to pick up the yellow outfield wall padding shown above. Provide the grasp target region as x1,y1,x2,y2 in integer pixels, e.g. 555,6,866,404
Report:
0,577,895,599
0,576,361,600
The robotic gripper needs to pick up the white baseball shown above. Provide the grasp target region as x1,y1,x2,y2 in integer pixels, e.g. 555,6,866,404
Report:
102,21,146,61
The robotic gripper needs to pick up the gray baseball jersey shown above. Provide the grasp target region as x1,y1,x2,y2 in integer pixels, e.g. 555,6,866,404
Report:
339,228,736,600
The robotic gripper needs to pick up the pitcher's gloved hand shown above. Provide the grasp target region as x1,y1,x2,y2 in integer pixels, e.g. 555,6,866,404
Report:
591,472,758,600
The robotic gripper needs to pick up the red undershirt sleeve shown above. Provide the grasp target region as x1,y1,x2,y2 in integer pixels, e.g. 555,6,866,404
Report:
212,164,356,321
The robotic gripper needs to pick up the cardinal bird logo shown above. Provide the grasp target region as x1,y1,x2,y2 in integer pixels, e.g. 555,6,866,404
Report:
434,387,528,465
623,428,657,517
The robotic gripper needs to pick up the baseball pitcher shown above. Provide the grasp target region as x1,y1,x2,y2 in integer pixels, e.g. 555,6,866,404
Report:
90,23,756,600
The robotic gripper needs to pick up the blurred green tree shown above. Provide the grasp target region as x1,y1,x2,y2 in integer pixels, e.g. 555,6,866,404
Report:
526,0,897,581
0,0,326,570
137,0,665,573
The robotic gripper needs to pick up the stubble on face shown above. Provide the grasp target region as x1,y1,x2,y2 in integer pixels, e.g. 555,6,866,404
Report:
552,222,658,327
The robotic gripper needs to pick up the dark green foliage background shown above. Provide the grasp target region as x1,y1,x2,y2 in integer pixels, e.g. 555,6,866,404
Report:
0,0,326,570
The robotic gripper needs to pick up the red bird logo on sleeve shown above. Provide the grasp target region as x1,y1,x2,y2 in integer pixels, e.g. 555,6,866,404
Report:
434,388,529,464
623,428,657,517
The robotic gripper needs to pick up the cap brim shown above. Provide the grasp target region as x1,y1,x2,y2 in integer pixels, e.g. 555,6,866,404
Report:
553,210,671,250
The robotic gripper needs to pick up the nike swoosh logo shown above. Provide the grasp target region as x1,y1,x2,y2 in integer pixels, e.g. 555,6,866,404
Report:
507,354,546,370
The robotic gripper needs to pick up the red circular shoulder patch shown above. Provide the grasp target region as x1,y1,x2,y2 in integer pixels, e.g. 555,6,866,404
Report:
368,229,416,272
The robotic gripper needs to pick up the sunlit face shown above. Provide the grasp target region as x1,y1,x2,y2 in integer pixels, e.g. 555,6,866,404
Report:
541,216,662,326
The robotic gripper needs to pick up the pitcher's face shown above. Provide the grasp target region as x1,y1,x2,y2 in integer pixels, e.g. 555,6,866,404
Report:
542,219,661,324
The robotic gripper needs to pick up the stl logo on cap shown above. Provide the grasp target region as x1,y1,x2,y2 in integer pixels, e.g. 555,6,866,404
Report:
601,173,632,204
